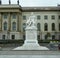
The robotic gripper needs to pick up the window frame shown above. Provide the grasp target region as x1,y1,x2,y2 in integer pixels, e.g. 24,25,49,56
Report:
52,23,55,31
37,15,40,20
11,35,15,40
37,35,40,40
23,15,26,20
44,15,48,19
51,15,55,20
4,14,7,19
23,23,26,31
58,15,60,19
12,14,16,19
4,22,7,31
59,23,60,31
37,23,40,31
44,23,48,31
52,35,55,40
12,22,16,30
2,35,5,40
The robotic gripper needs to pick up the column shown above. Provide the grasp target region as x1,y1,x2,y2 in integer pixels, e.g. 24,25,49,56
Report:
17,13,19,32
7,13,11,39
0,13,2,31
0,13,2,39
8,13,11,31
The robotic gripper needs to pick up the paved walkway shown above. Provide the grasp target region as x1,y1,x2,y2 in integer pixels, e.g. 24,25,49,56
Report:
0,51,60,55
0,55,60,58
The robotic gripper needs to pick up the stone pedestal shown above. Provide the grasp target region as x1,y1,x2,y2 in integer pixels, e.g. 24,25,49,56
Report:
13,27,49,50
25,27,37,44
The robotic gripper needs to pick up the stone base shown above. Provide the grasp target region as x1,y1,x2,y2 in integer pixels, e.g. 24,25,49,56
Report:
13,41,49,50
13,28,49,50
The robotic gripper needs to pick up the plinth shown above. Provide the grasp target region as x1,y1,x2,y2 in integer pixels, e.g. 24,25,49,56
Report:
13,27,49,50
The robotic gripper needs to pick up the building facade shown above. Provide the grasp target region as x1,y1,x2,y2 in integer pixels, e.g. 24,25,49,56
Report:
0,4,60,40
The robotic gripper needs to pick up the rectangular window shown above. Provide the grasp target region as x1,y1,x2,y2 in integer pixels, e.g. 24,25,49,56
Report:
23,27,25,31
45,35,47,40
12,22,16,31
11,35,15,40
52,35,55,40
2,35,5,40
44,15,48,19
37,15,40,20
58,15,60,19
59,23,60,31
23,16,26,20
51,15,55,19
44,23,48,31
12,14,16,19
37,35,40,40
4,22,7,30
23,35,25,40
4,14,7,19
23,23,26,31
59,35,60,40
37,23,40,31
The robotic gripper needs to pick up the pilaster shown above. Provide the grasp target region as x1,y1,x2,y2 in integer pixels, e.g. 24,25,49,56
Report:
0,13,2,31
8,13,11,31
17,13,19,32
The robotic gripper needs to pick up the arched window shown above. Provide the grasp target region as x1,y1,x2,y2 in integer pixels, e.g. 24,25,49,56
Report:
37,23,40,31
59,23,60,31
23,23,26,31
12,22,16,30
44,23,48,31
52,23,55,31
4,22,7,30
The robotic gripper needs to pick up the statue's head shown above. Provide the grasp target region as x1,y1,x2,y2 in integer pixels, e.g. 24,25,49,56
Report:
30,12,36,19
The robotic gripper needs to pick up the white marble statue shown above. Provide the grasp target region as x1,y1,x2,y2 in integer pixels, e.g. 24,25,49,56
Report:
26,12,37,28
13,12,49,50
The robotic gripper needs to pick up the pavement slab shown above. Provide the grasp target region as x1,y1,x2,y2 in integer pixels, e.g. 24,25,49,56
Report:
0,51,60,55
0,55,60,58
